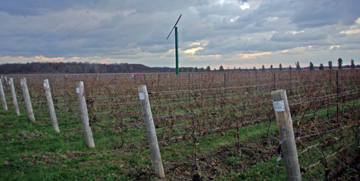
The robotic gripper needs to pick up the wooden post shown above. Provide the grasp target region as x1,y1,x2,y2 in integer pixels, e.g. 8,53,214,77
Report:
273,72,276,90
9,78,20,115
336,71,339,120
289,71,292,96
20,78,35,122
271,89,301,181
76,81,95,148
0,79,8,110
138,85,165,179
43,79,60,133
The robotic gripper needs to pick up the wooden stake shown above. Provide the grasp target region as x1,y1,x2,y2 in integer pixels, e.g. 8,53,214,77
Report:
138,85,165,179
0,79,8,110
76,81,95,148
271,89,301,181
9,78,20,115
20,78,35,122
43,79,60,133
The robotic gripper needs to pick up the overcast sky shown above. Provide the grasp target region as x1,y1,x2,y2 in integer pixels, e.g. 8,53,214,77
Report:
0,0,359,69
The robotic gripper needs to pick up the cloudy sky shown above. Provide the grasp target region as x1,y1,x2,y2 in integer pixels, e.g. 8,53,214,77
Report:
0,0,359,69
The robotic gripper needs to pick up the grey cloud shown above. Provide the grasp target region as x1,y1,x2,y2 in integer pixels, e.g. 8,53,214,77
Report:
270,31,328,42
0,0,359,67
0,0,200,16
0,0,100,16
337,44,360,51
331,33,360,45
290,0,360,29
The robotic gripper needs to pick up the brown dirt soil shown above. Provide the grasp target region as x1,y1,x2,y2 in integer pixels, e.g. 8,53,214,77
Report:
126,138,279,180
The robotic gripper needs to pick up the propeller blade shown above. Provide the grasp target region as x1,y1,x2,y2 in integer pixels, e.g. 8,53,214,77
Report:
166,28,175,40
166,14,182,40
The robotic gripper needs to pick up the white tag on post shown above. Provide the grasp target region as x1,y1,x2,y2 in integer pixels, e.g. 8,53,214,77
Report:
138,93,144,100
273,100,285,112
76,88,80,93
43,83,47,87
21,81,23,85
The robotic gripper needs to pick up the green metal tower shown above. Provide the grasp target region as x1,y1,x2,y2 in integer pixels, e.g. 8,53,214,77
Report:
166,14,182,75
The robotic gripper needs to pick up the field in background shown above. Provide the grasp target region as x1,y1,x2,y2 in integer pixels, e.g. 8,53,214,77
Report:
1,69,360,180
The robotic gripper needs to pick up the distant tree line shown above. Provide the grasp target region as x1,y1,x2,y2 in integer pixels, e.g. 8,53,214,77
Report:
202,58,357,73
250,58,357,72
0,62,170,74
0,58,357,74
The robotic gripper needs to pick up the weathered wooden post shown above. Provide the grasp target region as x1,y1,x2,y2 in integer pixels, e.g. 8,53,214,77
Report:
271,89,301,181
9,78,20,115
0,76,3,86
0,79,8,110
43,79,60,133
20,78,35,122
138,85,165,179
76,81,95,148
